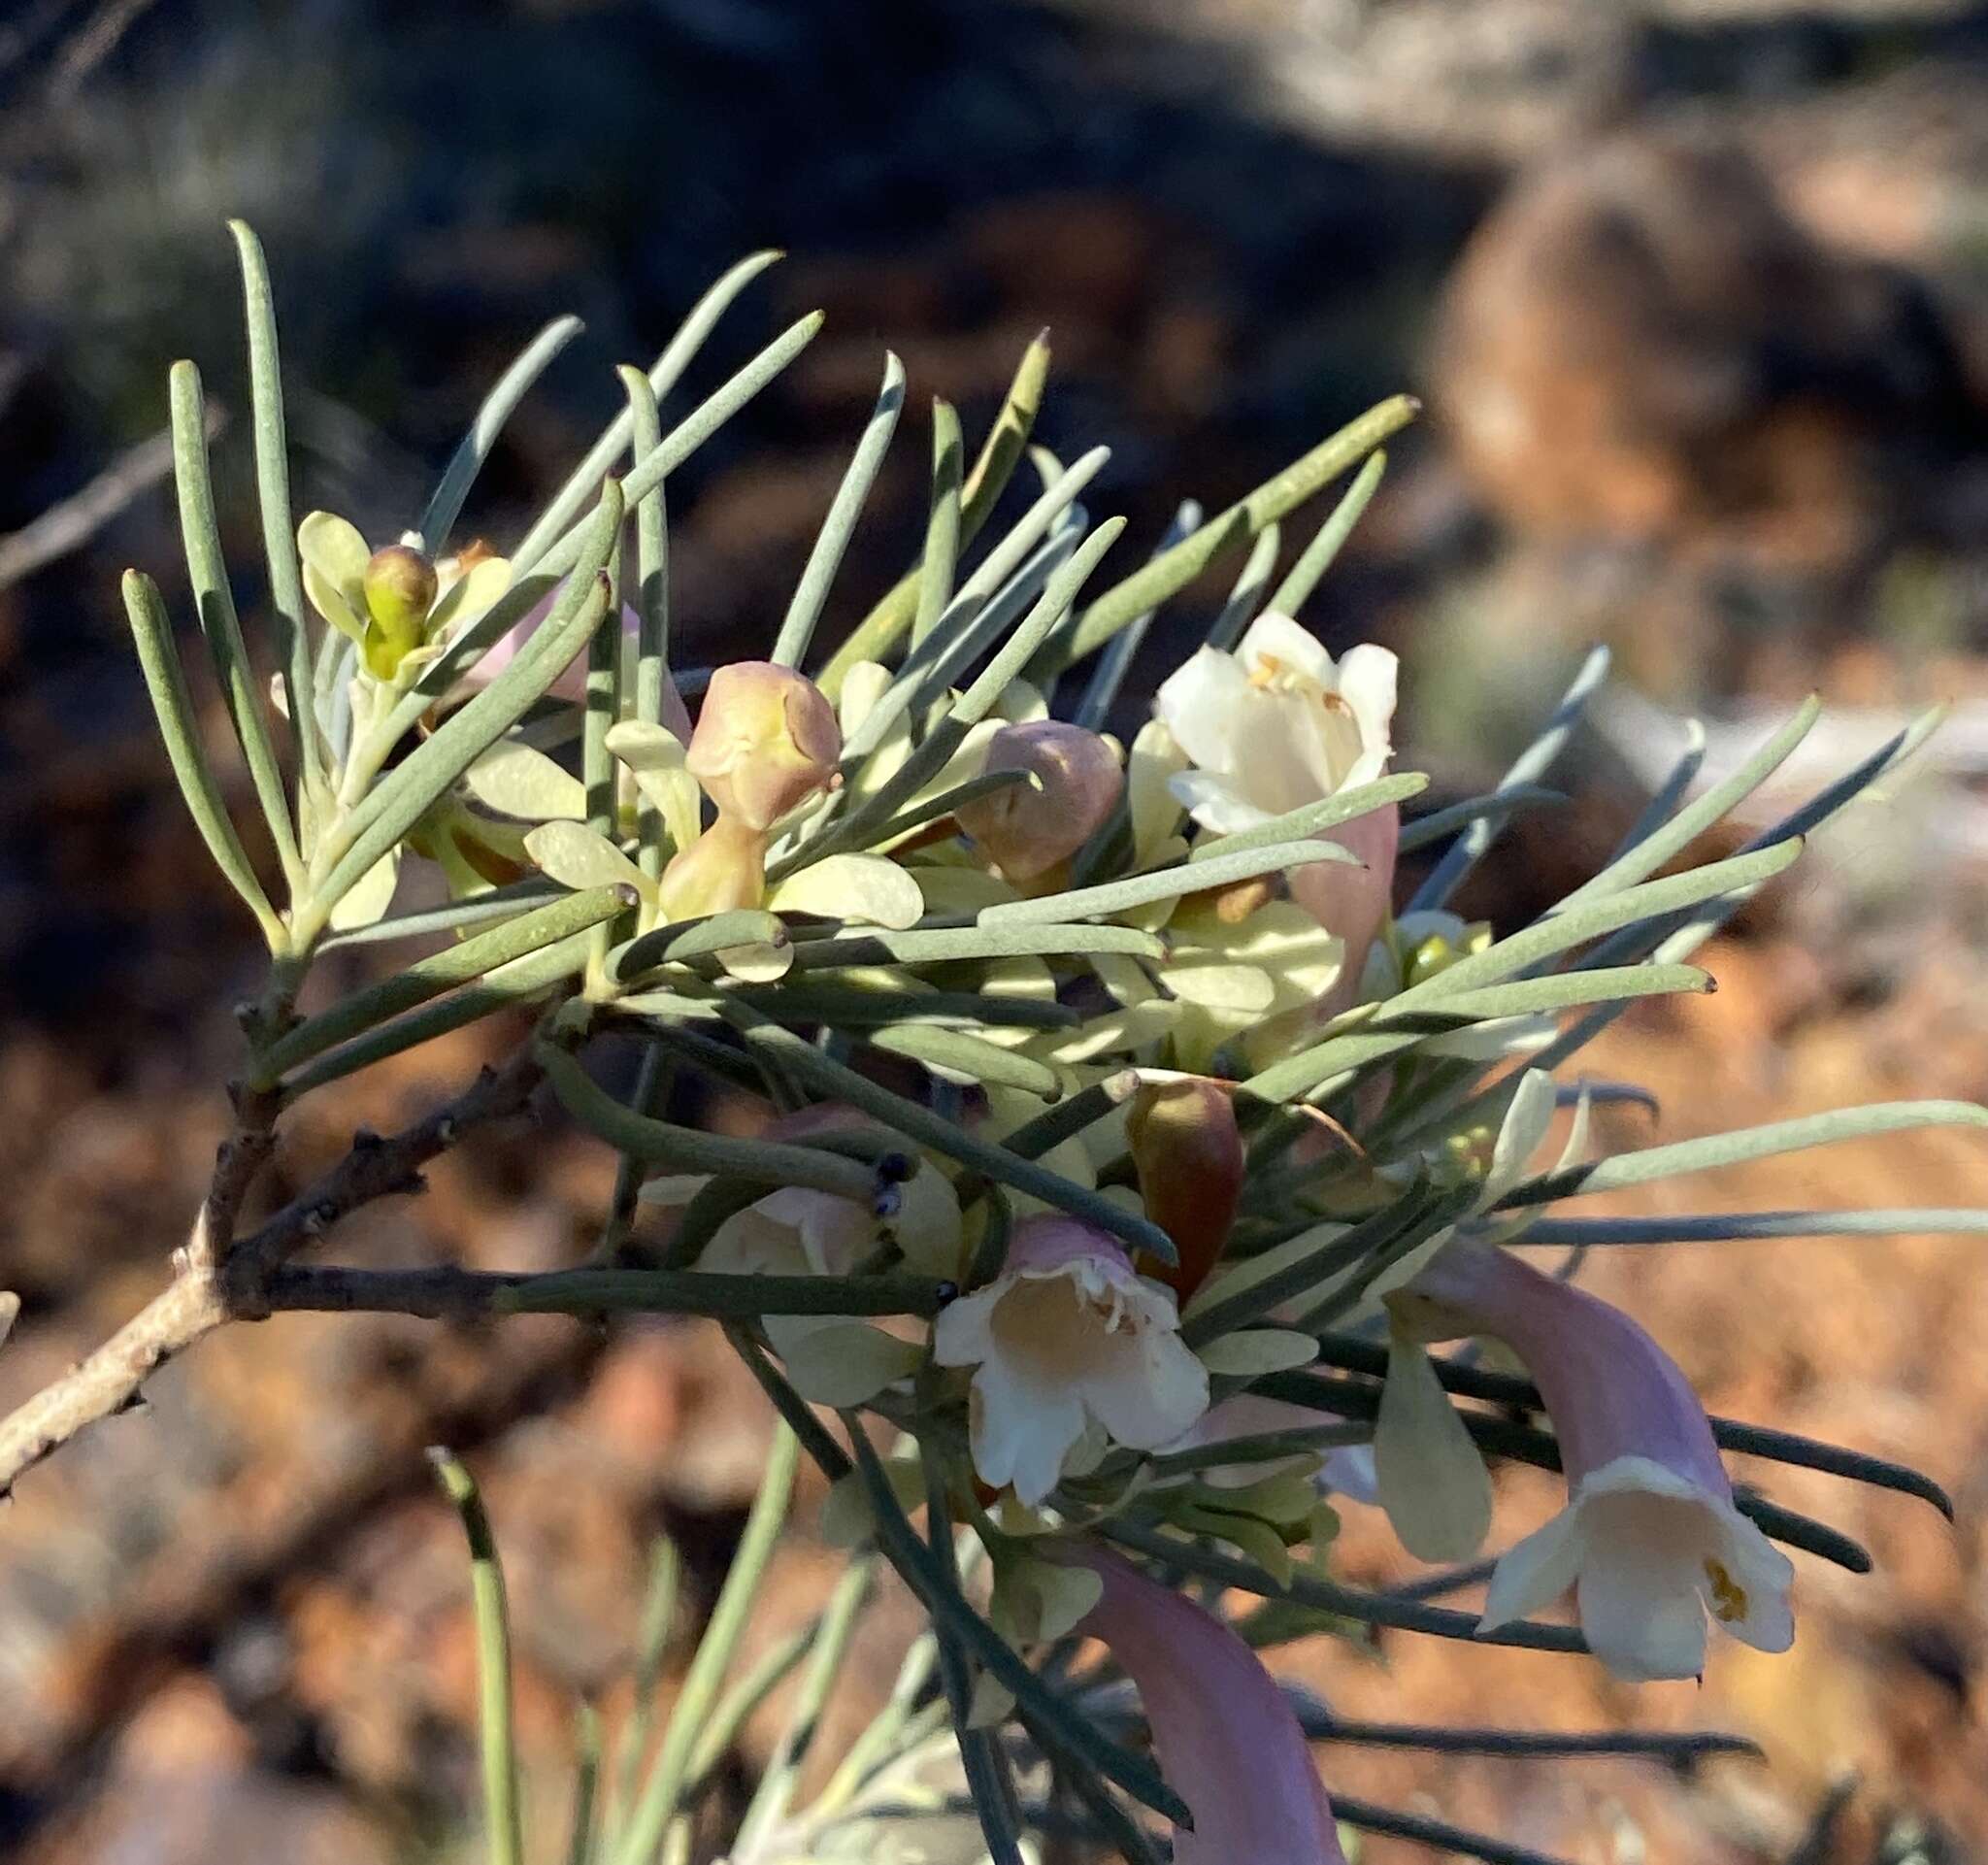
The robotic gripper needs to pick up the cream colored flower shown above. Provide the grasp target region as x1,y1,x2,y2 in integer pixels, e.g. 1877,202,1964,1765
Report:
1156,613,1399,1004
1398,1239,1796,1682
1155,613,1396,830
932,1216,1209,1506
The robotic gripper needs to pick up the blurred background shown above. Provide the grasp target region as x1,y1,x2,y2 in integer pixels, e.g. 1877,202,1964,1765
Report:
3,0,1988,1859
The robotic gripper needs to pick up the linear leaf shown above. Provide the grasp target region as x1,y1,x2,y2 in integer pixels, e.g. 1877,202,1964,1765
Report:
279,935,593,1099
1265,448,1387,619
981,837,1354,929
821,329,1050,695
257,885,626,1082
122,571,284,946
521,312,822,583
1550,695,1824,915
1500,1101,1988,1209
1408,644,1610,913
1190,773,1429,864
1395,783,1564,855
1037,394,1419,677
420,314,584,554
773,353,906,668
225,220,319,805
170,359,302,885
512,249,781,572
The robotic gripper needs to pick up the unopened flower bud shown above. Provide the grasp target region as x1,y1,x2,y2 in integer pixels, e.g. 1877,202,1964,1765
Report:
1127,1079,1243,1300
686,662,842,831
362,544,439,667
657,816,767,920
956,720,1124,882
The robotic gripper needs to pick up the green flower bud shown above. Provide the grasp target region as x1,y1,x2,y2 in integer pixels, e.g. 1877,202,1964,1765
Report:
360,544,439,677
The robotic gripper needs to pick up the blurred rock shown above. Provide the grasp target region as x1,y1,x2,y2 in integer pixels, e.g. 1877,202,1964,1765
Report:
1435,126,1982,570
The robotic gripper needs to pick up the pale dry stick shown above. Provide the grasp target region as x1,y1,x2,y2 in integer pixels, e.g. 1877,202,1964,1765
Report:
0,1053,543,1495
0,407,219,590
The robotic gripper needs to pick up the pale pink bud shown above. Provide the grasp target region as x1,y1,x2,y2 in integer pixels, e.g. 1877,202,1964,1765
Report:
1063,1546,1347,1865
955,720,1125,881
685,661,842,832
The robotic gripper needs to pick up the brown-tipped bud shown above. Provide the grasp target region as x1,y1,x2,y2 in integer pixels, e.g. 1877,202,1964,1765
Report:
955,720,1124,882
1127,1079,1243,1301
685,662,842,832
658,816,768,921
362,544,438,643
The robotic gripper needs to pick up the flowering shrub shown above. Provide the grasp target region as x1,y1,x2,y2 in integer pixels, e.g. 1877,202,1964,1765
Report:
3,226,1977,1865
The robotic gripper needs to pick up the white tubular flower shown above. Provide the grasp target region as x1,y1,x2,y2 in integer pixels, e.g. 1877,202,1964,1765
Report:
1155,613,1399,1003
1395,1239,1796,1682
932,1216,1209,1507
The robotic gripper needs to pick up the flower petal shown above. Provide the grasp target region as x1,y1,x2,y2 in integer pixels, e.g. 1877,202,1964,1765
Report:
969,1359,1087,1506
1479,1506,1585,1629
1154,645,1253,777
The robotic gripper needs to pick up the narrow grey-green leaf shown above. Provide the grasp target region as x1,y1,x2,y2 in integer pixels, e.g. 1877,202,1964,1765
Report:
1407,644,1610,914
1035,394,1419,677
225,220,319,804
511,249,780,574
1266,448,1386,618
1499,1101,1988,1210
772,352,905,668
980,837,1355,928
420,314,584,554
122,570,285,947
170,359,302,886
258,886,626,1083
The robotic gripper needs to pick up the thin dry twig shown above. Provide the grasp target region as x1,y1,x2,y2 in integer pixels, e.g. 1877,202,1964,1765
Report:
0,1053,542,1495
0,405,219,591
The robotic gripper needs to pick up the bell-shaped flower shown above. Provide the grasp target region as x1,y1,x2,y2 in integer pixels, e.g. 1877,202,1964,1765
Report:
1063,1545,1347,1865
1155,614,1399,1001
1395,1238,1796,1682
1126,1078,1242,1300
686,660,842,831
955,719,1125,882
644,1108,961,1407
932,1216,1209,1506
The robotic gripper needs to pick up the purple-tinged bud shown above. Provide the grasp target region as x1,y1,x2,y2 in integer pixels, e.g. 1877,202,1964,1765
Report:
955,720,1125,882
686,662,842,831
1062,1546,1347,1865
